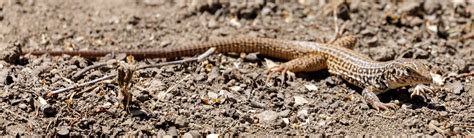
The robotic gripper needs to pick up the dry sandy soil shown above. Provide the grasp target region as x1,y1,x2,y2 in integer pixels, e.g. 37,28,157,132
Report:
0,0,473,136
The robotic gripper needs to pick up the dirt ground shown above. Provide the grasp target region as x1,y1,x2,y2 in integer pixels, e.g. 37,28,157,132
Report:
0,0,473,136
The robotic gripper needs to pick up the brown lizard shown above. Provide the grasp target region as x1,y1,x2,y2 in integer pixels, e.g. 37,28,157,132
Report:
22,36,434,110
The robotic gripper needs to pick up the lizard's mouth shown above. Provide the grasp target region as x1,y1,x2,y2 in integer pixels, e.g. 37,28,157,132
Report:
405,74,432,85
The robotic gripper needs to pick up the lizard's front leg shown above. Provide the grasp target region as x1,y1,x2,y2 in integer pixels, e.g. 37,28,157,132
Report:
410,84,434,102
362,86,399,110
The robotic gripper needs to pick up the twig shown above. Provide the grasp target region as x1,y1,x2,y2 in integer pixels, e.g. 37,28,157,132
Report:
137,47,216,70
47,48,216,96
48,75,115,96
328,8,347,44
427,122,447,135
457,71,474,78
442,71,474,83
72,62,109,80
165,74,191,93
460,31,474,41
329,8,339,43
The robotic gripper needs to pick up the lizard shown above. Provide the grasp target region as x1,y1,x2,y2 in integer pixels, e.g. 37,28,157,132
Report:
22,36,434,110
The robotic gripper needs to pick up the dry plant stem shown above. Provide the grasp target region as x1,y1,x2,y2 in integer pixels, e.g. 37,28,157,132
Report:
328,8,346,44
457,71,474,78
49,75,115,95
72,62,109,80
48,48,216,95
427,122,447,135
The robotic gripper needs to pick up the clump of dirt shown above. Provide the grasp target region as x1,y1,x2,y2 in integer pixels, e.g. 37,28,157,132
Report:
0,0,473,136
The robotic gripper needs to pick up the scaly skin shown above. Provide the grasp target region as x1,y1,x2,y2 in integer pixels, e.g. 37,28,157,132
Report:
23,36,433,110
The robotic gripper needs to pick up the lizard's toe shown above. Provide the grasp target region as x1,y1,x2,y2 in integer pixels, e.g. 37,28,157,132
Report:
371,101,398,111
410,84,433,102
265,65,294,84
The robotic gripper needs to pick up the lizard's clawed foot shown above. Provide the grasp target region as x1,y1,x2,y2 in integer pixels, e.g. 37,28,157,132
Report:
265,65,296,84
410,84,433,102
370,101,399,111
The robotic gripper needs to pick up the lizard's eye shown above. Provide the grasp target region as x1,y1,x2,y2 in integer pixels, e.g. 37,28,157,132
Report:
406,68,413,74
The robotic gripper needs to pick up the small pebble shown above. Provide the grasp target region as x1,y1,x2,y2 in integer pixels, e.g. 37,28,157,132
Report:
297,109,308,120
207,134,219,138
446,81,463,94
167,126,178,136
175,115,188,127
279,110,291,117
41,104,57,117
294,95,309,106
256,110,279,123
304,84,318,91
57,126,69,136
18,103,28,110
243,53,260,62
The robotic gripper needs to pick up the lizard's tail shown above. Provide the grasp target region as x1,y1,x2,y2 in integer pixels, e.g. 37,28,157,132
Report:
22,37,303,60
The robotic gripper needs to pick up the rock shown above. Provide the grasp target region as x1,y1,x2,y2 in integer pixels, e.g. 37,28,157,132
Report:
183,132,193,138
304,84,318,91
431,73,444,85
229,86,242,92
279,110,291,117
141,0,165,6
250,100,267,108
57,126,69,136
207,92,218,99
0,68,13,85
446,81,464,94
371,47,396,61
194,73,206,81
156,92,167,101
261,7,272,16
40,104,57,117
439,111,448,117
424,0,442,14
130,109,147,117
183,131,201,138
229,18,241,28
399,0,423,15
256,110,279,123
366,37,378,47
18,103,28,110
157,129,166,137
243,53,260,62
207,19,218,29
282,118,290,125
167,126,178,136
330,101,341,108
297,109,308,120
339,119,350,125
453,59,466,72
207,67,220,82
175,115,187,127
293,95,309,106
163,135,174,138
136,91,150,102
0,42,21,63
207,134,219,138
360,103,370,110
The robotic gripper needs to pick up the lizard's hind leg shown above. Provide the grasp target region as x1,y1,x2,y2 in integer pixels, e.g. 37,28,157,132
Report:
266,54,327,83
330,35,358,49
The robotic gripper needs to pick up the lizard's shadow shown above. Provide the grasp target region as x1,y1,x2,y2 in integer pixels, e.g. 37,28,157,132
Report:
297,70,332,81
298,71,446,111
382,89,446,111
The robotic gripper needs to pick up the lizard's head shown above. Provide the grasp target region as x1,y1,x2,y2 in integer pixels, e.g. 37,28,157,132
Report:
387,58,433,88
